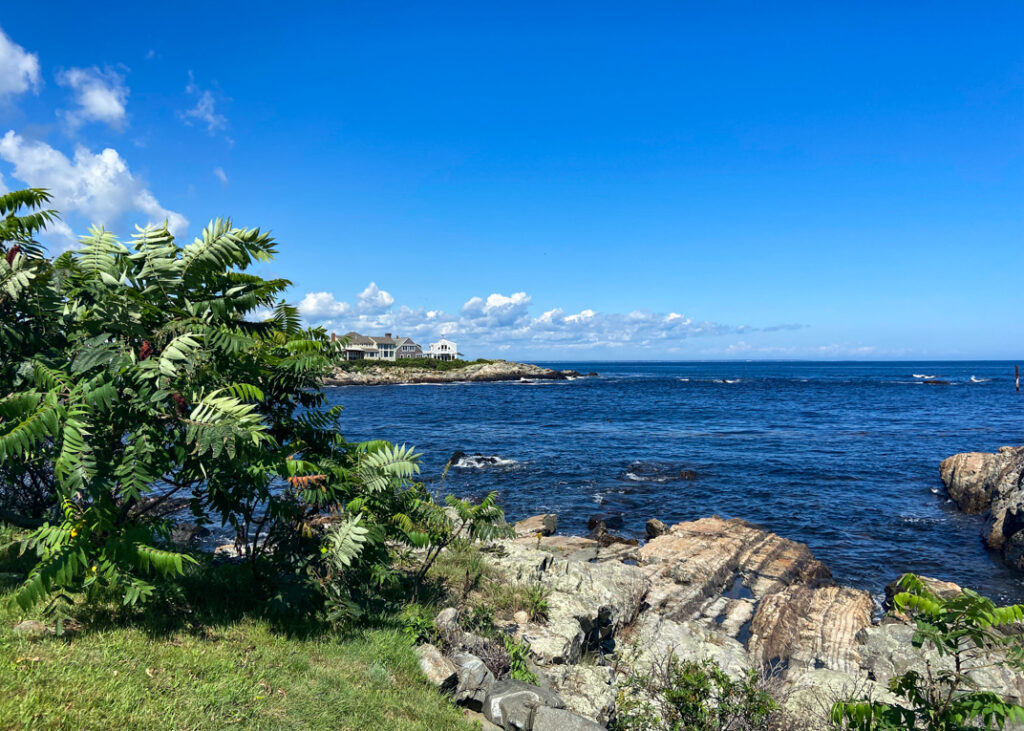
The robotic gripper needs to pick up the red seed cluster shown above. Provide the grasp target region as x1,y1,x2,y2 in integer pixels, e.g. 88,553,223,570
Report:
172,393,188,415
139,340,154,361
5,244,20,265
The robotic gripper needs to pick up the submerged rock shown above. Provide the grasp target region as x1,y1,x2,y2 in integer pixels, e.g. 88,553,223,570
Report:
940,446,1024,570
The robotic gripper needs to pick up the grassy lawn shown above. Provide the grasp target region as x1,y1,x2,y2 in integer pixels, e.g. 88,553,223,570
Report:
0,536,473,730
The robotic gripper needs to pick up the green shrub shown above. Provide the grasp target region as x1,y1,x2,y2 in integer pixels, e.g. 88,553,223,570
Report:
613,657,778,731
0,188,508,618
831,574,1024,731
502,633,537,683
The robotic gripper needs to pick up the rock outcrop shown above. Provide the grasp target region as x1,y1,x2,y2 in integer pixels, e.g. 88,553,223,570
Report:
323,360,590,386
421,515,1024,729
940,446,1024,570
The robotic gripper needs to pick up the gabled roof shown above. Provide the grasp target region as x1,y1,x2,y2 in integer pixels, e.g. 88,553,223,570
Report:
342,331,375,346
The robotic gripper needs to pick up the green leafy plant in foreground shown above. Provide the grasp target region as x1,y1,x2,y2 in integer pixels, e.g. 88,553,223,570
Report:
0,189,355,609
831,573,1024,730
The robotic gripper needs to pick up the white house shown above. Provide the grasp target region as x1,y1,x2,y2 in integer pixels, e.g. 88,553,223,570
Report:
427,337,459,361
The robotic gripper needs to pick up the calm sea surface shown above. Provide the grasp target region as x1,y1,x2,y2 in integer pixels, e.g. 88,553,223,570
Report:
325,361,1024,602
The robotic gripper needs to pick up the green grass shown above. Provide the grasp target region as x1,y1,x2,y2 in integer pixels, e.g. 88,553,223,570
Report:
336,358,494,373
0,531,473,730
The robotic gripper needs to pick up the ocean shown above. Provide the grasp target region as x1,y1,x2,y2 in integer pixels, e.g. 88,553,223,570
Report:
325,361,1024,603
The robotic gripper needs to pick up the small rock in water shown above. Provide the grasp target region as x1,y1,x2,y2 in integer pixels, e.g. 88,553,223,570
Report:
586,514,624,531
645,518,670,539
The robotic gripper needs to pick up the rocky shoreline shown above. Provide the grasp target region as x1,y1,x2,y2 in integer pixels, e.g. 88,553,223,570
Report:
323,360,593,387
941,445,1024,571
418,513,1024,730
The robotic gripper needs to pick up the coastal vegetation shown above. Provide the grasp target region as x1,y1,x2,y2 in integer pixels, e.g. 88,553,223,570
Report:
3,189,1024,730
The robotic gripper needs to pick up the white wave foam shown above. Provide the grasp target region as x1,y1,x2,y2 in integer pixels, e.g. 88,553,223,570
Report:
454,455,518,469
970,376,991,383
722,379,741,384
912,374,937,379
677,377,690,382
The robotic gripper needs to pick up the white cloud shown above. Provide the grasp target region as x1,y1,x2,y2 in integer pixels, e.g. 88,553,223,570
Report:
0,131,187,245
298,291,351,320
294,283,778,356
0,28,40,101
461,291,531,326
181,72,227,135
357,282,395,313
57,67,128,130
212,166,227,185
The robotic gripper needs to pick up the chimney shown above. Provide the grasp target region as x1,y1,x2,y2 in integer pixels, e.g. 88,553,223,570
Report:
331,332,336,342
385,333,392,339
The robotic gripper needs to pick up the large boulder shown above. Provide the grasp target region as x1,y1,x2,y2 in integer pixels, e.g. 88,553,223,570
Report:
616,612,749,679
451,652,496,711
858,621,1024,706
637,517,832,632
540,664,617,724
940,446,1024,569
483,679,565,730
747,584,873,674
514,514,558,538
532,707,605,731
415,644,458,693
487,542,650,665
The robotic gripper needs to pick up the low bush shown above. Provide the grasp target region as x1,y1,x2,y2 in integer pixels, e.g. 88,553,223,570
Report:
612,656,785,731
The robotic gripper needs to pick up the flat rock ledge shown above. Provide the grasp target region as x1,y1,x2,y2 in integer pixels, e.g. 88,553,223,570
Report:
323,360,591,386
941,446,1024,570
420,515,1024,730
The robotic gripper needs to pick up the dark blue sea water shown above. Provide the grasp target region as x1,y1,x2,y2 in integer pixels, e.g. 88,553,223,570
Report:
326,362,1024,602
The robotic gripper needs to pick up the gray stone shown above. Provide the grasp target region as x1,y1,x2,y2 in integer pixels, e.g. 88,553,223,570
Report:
617,612,749,680
532,706,605,730
462,709,503,731
436,606,460,632
12,620,50,638
415,644,458,693
452,652,496,712
483,679,565,730
540,664,616,724
486,542,650,665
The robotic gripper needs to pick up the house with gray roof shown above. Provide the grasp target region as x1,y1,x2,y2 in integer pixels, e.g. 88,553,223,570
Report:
337,332,421,361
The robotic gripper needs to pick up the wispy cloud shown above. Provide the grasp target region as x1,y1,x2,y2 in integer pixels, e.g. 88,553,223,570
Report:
180,72,228,136
212,166,228,185
0,27,41,101
57,66,129,130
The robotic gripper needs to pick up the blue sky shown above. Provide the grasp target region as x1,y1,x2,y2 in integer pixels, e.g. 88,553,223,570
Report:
0,2,1021,359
